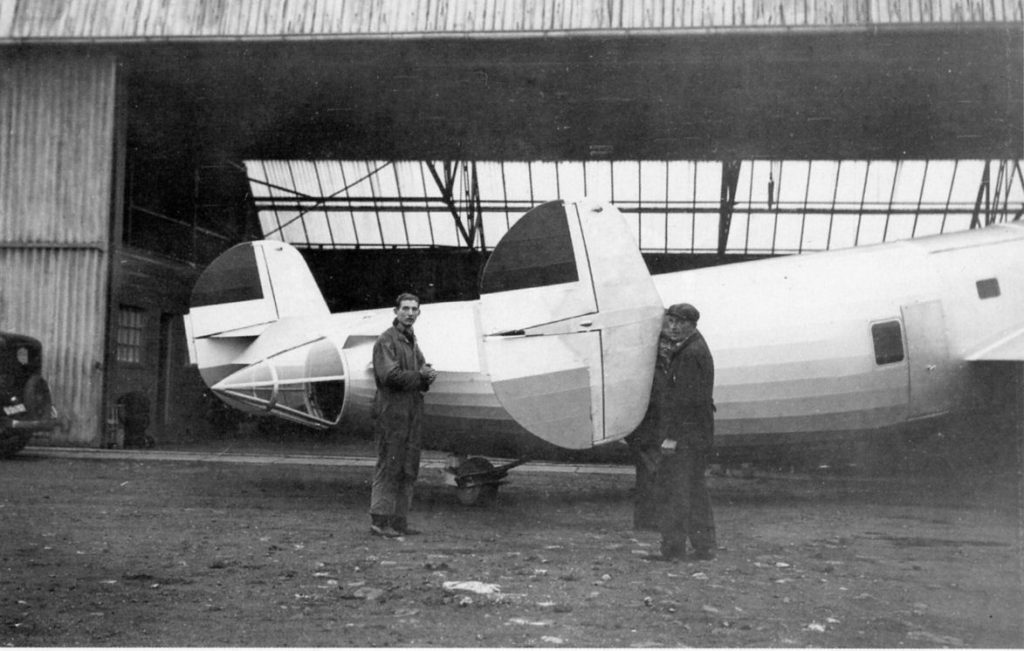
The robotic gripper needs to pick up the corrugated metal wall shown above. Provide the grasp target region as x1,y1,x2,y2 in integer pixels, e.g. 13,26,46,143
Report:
0,51,116,445
0,0,1019,40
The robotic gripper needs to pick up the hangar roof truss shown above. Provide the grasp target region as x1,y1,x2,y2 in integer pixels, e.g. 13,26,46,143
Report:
245,158,1024,255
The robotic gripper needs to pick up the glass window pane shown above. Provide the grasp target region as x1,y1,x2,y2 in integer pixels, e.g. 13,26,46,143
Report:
584,162,613,203
800,213,832,251
482,212,511,248
531,162,561,203
891,161,927,206
351,210,383,247
885,213,917,242
312,162,354,246
862,161,898,213
377,210,408,247
773,213,804,253
912,213,946,237
404,211,434,247
244,157,1023,252
557,161,587,202
116,306,145,364
806,161,839,208
828,214,862,250
1004,161,1024,204
303,212,333,246
694,161,721,205
612,161,642,205
693,212,718,252
775,160,809,205
856,212,889,246
872,321,905,365
274,210,311,245
666,161,694,203
502,162,534,199
834,161,867,205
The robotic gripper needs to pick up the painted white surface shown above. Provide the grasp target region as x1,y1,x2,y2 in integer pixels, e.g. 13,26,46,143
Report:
185,205,1024,451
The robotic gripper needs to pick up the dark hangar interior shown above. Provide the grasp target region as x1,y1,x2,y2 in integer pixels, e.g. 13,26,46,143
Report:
2,2,1022,449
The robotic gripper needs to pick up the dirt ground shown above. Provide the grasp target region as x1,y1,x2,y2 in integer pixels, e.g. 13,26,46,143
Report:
1,444,1021,648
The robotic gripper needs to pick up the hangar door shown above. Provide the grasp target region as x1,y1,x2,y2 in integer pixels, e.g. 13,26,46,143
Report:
0,51,118,446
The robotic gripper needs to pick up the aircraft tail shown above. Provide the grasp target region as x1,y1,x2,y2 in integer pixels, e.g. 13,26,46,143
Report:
183,241,329,381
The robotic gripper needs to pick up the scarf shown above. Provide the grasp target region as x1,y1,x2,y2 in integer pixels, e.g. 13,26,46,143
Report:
656,332,695,374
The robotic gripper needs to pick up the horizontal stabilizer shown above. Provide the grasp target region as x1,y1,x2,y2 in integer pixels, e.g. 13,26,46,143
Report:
966,325,1024,361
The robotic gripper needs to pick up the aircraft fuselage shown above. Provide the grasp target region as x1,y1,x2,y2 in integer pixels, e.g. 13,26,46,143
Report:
195,220,1024,459
428,222,1018,454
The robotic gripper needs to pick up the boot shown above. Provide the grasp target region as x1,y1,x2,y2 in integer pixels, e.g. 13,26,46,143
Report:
369,514,400,538
391,516,421,536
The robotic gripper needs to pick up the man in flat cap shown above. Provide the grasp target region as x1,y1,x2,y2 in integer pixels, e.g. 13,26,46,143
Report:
648,302,717,561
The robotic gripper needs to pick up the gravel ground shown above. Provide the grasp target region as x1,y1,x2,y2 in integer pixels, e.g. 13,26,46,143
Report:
1,446,1021,647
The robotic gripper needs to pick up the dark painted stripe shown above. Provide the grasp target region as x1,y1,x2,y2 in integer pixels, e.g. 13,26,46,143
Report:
480,200,579,294
191,244,264,307
199,363,246,388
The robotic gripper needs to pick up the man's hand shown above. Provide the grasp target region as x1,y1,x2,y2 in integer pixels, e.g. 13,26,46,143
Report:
421,364,439,385
660,439,677,454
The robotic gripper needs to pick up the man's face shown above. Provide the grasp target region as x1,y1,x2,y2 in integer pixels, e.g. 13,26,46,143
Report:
395,299,421,328
662,314,694,340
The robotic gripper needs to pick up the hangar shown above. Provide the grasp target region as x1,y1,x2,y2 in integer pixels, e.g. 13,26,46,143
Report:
1,0,1021,449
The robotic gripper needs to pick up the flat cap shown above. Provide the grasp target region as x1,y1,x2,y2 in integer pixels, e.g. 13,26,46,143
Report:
666,303,700,322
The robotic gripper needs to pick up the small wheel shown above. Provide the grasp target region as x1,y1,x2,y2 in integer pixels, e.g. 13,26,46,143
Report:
455,457,500,506
456,483,498,506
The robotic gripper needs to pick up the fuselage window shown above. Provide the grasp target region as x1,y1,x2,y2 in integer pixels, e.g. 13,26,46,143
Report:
871,321,905,365
976,278,1000,299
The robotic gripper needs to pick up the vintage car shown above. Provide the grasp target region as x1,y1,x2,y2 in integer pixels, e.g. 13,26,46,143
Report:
1,331,59,457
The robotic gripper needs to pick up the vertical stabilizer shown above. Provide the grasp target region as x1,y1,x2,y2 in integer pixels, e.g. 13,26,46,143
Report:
184,241,329,375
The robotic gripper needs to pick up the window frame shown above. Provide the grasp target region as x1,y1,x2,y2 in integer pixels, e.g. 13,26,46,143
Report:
116,305,147,365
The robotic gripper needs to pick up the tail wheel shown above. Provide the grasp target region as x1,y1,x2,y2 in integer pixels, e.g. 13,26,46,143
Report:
23,374,53,418
455,457,500,507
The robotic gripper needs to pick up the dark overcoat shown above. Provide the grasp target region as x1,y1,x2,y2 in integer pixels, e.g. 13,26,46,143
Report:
629,330,715,452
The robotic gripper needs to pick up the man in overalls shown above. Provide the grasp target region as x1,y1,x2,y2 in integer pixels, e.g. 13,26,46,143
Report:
369,293,438,538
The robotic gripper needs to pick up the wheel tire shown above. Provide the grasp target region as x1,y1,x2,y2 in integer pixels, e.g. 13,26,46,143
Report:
456,483,499,507
455,457,499,506
0,375,53,459
0,430,31,459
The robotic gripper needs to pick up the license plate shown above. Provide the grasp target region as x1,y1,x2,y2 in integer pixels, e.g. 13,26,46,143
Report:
3,403,27,416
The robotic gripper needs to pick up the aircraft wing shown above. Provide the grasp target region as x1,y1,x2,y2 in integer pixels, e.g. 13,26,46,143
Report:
966,325,1024,361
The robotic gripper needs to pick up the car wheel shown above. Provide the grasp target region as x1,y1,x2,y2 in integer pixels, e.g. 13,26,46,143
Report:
0,429,31,458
